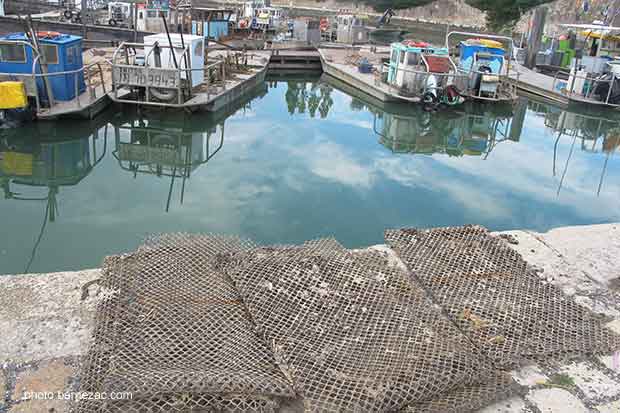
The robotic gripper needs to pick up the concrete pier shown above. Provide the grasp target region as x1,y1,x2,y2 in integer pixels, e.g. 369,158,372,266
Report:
1,223,619,412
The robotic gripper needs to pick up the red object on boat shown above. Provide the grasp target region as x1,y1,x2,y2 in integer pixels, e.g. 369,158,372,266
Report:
37,31,61,39
403,40,430,48
320,17,329,31
424,55,451,73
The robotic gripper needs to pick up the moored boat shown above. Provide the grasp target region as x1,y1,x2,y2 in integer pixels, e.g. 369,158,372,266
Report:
446,31,518,104
109,32,269,112
0,31,111,121
384,40,465,109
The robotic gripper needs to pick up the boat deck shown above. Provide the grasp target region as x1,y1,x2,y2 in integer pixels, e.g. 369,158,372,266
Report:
37,48,115,120
112,50,271,112
37,86,110,120
508,62,620,109
318,47,420,103
507,63,569,106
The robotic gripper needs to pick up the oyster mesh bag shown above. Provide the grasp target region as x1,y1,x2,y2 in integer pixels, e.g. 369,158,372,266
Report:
76,234,295,413
78,226,618,413
223,239,507,412
384,225,620,367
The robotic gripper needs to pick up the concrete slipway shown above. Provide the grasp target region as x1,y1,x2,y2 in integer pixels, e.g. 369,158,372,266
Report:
1,223,620,413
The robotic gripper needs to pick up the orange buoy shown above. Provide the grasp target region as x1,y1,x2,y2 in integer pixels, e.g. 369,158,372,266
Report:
37,31,61,39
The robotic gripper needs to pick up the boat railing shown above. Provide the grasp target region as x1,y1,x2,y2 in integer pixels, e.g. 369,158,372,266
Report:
30,56,109,112
382,62,469,98
111,41,230,107
0,40,110,112
112,124,225,175
454,67,519,101
551,68,620,106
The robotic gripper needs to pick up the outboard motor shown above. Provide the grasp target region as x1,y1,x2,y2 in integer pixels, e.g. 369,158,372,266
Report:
470,64,492,95
422,75,439,111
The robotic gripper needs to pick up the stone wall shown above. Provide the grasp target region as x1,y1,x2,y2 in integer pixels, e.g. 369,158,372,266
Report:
516,0,620,35
286,0,486,27
1,224,620,412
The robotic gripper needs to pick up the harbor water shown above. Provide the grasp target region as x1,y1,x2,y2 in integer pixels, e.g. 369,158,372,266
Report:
1,76,619,274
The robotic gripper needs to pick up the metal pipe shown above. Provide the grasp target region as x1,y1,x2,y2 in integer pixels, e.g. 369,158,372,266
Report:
161,11,179,70
178,22,191,100
26,16,55,107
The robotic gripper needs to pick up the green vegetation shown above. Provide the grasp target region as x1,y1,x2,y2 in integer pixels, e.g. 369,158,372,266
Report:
545,373,576,388
357,0,555,29
468,0,554,29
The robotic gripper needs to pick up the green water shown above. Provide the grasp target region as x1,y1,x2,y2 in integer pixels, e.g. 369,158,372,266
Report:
1,76,619,274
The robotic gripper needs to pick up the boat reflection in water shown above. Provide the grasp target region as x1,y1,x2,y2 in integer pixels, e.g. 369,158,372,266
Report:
529,101,620,196
111,113,225,212
0,123,107,272
373,100,526,158
110,81,269,212
327,67,618,198
322,72,527,158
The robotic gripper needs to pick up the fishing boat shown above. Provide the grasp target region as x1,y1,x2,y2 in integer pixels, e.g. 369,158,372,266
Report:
0,31,111,121
335,13,370,45
446,32,518,103
109,32,269,112
384,40,465,109
511,22,620,109
190,8,234,41
252,6,285,32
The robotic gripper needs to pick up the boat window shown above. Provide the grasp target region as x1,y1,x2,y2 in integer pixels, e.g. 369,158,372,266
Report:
194,41,203,57
399,50,405,64
66,45,79,65
40,44,59,65
0,43,26,63
407,52,419,66
147,10,158,18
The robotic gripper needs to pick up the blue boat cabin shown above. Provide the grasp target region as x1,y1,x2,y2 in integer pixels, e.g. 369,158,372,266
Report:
191,8,233,40
0,32,85,102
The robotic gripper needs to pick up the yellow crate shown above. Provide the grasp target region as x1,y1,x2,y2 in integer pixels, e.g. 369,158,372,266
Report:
0,81,28,110
1,152,33,176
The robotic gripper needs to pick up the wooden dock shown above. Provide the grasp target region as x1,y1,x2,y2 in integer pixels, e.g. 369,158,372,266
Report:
268,49,322,71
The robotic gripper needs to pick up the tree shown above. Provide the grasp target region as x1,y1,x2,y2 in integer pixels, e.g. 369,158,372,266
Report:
467,0,554,29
